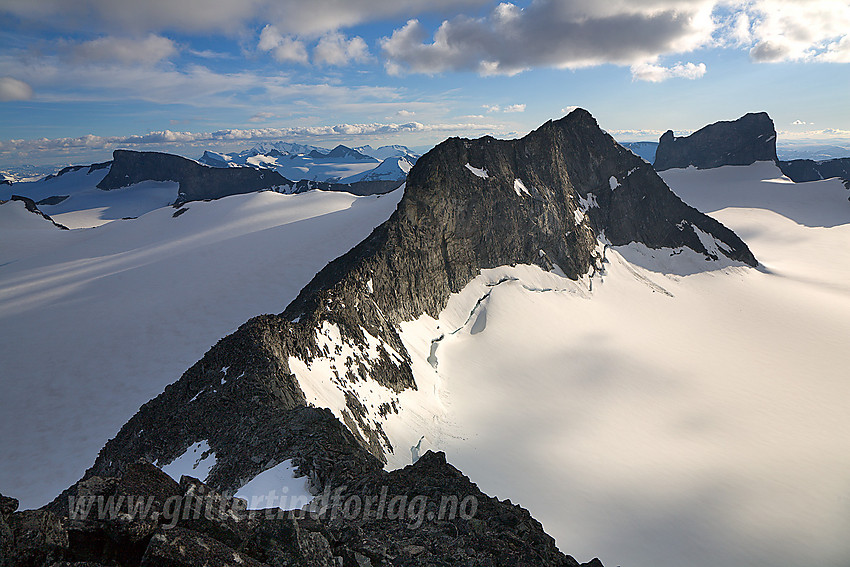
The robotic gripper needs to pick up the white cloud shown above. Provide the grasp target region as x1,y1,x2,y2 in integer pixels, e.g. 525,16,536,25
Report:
745,0,850,63
381,2,717,75
258,25,309,64
484,103,525,113
313,32,371,66
561,105,580,114
0,0,491,37
792,120,808,125
0,76,34,101
248,112,275,123
72,34,177,65
630,61,706,82
396,109,415,117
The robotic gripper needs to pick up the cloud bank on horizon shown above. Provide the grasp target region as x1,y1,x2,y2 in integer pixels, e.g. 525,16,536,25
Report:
1,0,849,165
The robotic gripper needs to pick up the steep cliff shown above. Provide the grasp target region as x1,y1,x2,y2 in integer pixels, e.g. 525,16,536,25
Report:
654,112,778,171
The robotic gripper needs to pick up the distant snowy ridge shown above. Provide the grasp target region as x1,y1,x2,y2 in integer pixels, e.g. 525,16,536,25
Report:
198,142,420,183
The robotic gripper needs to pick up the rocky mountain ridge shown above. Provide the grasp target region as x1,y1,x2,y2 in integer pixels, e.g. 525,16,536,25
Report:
48,107,756,510
8,108,764,566
653,112,778,171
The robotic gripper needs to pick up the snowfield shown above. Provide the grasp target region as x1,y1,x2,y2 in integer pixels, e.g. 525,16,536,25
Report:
0,187,403,508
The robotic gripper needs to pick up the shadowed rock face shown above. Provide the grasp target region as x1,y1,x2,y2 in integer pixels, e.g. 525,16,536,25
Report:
98,150,292,204
778,157,850,184
9,454,601,566
46,110,756,566
654,112,778,171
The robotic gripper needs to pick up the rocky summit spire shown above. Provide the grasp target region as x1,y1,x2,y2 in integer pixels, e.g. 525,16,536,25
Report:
53,108,756,526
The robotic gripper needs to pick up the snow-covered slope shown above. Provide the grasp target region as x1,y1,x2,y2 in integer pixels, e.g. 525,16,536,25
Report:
375,162,850,567
0,187,403,509
339,155,414,183
1,165,178,229
354,144,419,161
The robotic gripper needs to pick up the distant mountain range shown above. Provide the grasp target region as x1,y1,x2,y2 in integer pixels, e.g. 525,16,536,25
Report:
198,143,420,184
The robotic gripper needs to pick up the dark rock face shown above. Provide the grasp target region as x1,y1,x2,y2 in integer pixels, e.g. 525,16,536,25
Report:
9,195,69,230
654,112,778,171
97,150,291,205
12,454,597,566
778,157,850,183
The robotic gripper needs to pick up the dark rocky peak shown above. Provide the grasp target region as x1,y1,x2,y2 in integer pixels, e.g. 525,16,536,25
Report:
9,195,69,230
98,149,292,205
55,110,753,567
326,145,377,161
70,110,756,501
654,112,778,171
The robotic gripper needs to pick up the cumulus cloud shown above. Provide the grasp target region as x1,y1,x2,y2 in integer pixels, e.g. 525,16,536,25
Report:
484,103,525,113
792,120,808,125
0,0,491,37
381,1,717,75
561,106,580,114
630,61,707,82
746,0,850,63
313,32,371,66
72,34,177,65
0,76,34,101
258,25,309,64
396,109,415,117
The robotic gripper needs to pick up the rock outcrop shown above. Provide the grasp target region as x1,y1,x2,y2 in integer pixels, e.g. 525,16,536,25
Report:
9,195,69,230
778,157,850,184
653,112,778,171
7,452,602,566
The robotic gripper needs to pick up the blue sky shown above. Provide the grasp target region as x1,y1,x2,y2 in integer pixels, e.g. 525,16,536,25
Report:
1,0,848,166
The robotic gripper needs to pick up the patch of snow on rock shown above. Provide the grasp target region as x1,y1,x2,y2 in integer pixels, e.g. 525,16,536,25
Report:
465,163,489,178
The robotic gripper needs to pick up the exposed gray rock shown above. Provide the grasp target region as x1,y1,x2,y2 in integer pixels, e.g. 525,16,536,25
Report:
9,195,69,230
778,157,850,184
140,527,268,567
654,112,778,171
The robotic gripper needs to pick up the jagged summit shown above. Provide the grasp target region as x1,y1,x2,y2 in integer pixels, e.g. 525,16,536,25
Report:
653,112,778,171
59,109,757,509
